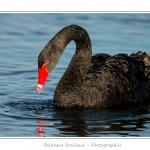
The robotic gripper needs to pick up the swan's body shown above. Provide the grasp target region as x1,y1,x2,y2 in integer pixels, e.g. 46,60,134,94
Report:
36,25,150,108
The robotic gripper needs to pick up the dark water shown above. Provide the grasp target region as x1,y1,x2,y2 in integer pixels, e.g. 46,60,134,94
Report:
1,13,150,137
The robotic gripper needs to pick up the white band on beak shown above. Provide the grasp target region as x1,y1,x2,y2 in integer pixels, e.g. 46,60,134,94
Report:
37,84,43,88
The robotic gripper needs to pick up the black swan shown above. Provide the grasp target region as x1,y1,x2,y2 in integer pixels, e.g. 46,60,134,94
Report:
36,25,150,108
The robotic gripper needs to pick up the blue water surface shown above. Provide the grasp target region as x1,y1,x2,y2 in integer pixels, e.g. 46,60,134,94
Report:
0,13,150,137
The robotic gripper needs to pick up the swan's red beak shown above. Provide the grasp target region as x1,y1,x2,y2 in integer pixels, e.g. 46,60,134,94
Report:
36,64,49,93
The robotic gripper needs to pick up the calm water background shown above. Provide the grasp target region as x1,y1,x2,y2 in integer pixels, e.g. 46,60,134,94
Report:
1,13,150,137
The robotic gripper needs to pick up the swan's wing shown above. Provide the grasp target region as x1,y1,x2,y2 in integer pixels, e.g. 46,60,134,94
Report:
88,53,111,73
131,51,150,77
81,53,149,108
131,51,150,91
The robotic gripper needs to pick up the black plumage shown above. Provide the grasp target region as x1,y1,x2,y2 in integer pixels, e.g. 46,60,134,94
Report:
37,25,150,108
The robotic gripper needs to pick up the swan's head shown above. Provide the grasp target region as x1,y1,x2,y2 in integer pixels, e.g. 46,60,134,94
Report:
36,44,61,93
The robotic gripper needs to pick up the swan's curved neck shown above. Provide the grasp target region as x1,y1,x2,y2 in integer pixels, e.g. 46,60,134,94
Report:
51,25,92,100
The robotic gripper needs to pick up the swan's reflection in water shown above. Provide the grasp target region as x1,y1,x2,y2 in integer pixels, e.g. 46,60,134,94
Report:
36,119,46,137
36,104,150,137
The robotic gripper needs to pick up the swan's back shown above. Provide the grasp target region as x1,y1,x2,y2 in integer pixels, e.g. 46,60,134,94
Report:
80,51,150,108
